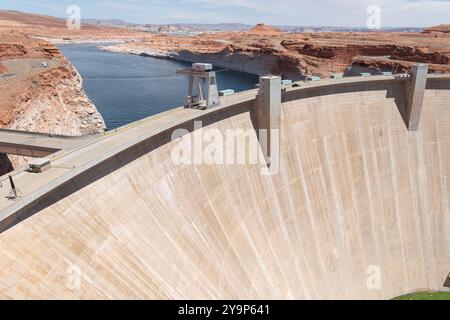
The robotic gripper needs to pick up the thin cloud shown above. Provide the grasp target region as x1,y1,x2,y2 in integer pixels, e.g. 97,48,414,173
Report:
1,0,449,27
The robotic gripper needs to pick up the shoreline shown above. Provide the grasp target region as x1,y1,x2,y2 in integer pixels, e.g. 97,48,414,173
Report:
98,44,269,78
33,35,138,45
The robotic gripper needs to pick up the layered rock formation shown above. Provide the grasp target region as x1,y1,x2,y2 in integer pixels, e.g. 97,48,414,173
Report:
101,25,450,79
423,24,450,34
0,10,148,43
0,31,105,174
248,23,283,35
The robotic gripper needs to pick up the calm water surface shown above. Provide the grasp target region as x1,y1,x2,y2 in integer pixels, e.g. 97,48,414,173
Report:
59,44,258,129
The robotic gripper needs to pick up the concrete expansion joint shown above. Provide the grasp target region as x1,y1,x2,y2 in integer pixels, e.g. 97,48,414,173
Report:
255,75,282,170
406,63,429,131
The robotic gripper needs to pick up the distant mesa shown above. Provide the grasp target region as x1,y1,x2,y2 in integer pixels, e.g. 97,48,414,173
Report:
423,24,450,34
248,23,283,35
0,10,66,28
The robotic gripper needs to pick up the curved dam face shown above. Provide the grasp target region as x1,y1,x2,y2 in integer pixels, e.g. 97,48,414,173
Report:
0,78,449,299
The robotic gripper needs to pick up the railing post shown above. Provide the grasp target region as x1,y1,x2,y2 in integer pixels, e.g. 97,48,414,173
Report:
8,175,17,199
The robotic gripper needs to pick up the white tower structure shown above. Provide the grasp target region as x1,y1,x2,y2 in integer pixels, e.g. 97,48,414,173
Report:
177,63,220,109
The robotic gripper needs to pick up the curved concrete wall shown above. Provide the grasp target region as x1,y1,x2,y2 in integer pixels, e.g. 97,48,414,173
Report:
0,79,449,299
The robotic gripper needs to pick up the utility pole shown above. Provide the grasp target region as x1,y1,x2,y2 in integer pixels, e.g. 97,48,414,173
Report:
7,175,21,200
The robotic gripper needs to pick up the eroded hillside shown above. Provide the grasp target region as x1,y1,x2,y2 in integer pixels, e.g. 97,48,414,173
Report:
0,31,105,174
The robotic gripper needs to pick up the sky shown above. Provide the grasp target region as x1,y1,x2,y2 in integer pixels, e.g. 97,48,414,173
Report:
1,0,450,27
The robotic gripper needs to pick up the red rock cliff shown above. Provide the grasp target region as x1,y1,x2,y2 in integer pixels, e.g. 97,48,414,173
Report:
101,25,450,79
0,31,105,174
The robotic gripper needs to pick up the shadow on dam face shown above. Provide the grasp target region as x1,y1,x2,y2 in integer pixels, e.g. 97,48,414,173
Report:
0,78,449,299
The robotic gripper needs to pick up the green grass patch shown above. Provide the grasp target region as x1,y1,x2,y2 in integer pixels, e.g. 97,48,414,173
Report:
393,292,450,300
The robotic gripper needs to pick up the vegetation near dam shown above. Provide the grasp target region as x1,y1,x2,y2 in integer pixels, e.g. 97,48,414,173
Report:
394,292,450,300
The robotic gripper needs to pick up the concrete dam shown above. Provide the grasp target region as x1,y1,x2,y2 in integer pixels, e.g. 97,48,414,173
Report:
0,71,449,299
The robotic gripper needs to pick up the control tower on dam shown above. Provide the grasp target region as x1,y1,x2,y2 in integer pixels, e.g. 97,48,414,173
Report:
0,71,449,299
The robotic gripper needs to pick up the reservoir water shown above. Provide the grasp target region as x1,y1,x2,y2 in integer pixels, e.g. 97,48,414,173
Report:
58,44,259,130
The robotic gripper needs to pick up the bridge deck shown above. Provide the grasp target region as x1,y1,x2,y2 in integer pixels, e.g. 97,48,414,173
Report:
0,129,99,157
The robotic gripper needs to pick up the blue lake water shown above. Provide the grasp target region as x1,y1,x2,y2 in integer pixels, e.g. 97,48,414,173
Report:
58,44,259,129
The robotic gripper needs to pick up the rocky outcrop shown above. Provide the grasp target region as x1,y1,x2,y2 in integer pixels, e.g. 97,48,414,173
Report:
7,64,105,135
0,32,105,174
0,31,63,60
248,23,282,35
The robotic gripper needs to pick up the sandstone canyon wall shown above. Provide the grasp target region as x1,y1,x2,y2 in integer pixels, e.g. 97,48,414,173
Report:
101,24,450,80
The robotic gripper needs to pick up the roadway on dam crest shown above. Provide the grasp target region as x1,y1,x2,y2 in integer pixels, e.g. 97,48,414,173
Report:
0,88,259,230
0,129,98,157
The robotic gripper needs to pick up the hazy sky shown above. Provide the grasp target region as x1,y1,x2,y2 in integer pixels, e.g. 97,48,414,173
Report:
2,0,449,27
